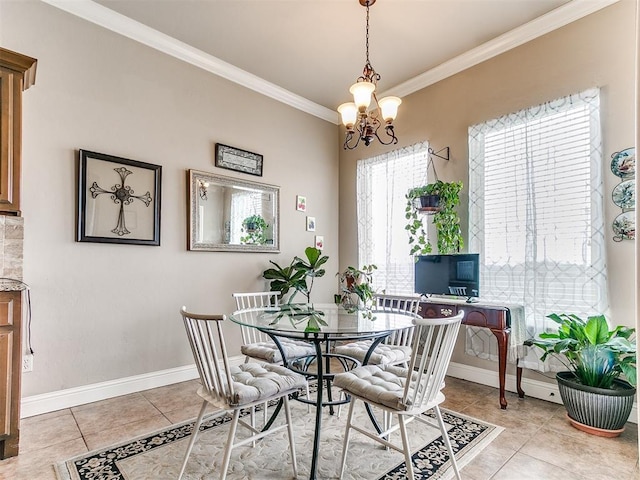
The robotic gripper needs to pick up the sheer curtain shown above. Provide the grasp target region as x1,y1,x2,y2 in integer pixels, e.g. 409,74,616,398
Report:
357,141,429,294
230,191,263,244
467,88,607,370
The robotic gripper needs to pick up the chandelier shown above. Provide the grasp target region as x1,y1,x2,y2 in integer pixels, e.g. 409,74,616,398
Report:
338,0,401,150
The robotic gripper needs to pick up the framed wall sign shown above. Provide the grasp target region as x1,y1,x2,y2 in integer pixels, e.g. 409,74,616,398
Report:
215,143,263,176
77,150,162,246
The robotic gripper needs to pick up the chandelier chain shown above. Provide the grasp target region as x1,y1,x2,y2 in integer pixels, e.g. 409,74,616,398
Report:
365,3,370,65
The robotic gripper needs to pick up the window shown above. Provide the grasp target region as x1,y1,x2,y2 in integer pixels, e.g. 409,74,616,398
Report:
467,88,607,369
357,141,429,295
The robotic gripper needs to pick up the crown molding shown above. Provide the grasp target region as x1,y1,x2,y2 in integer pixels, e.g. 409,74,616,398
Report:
42,0,618,125
41,0,340,124
381,0,620,99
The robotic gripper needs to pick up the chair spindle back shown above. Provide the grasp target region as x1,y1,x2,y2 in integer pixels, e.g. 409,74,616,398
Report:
374,294,421,346
232,292,280,345
180,307,235,408
403,311,464,409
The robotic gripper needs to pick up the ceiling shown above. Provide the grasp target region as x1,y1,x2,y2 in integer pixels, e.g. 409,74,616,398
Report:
43,0,618,123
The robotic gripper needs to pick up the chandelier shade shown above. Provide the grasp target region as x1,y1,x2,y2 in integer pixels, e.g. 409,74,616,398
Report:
338,0,401,150
350,81,375,110
378,96,401,122
338,102,358,128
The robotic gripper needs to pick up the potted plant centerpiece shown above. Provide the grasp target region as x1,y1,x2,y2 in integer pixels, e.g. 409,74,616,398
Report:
405,180,463,255
334,264,377,310
533,313,636,437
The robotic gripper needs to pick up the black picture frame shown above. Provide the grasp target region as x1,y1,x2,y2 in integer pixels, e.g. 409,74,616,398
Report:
77,150,162,246
215,143,263,177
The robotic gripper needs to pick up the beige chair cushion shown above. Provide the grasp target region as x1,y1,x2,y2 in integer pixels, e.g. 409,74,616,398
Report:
334,340,411,366
333,364,425,411
199,362,307,407
241,338,316,363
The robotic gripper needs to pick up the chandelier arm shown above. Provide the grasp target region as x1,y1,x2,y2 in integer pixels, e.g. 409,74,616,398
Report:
372,124,399,146
343,130,361,150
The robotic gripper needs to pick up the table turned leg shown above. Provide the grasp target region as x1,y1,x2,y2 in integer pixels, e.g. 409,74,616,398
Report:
516,359,525,398
490,328,509,409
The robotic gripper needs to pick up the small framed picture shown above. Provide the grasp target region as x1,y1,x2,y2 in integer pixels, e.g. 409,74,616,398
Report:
314,236,324,250
306,216,316,232
215,143,263,177
77,150,162,246
296,195,307,212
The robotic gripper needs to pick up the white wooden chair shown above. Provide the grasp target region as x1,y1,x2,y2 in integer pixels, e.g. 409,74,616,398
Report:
333,294,421,367
232,292,317,364
333,310,464,480
232,292,313,414
178,307,307,480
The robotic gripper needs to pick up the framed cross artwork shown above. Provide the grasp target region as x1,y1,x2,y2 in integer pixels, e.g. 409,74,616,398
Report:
77,150,162,246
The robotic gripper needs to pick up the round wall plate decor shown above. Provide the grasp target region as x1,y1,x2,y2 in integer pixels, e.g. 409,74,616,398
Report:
612,179,635,209
611,148,635,178
612,211,635,241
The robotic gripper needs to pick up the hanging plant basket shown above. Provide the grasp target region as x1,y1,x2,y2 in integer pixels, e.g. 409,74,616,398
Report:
405,181,463,255
415,194,441,213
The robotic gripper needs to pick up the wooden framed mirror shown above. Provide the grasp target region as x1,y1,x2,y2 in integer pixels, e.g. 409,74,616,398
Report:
187,170,280,252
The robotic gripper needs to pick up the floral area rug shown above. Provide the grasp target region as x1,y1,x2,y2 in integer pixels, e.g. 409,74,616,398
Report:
55,396,502,480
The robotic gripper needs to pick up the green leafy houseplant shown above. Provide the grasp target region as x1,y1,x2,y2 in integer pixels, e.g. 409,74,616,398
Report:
334,264,377,309
534,313,636,388
262,247,329,303
405,180,463,255
240,214,268,245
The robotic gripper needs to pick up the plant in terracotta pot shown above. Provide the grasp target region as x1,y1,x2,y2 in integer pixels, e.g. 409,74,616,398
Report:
533,313,636,436
334,264,377,309
405,180,463,255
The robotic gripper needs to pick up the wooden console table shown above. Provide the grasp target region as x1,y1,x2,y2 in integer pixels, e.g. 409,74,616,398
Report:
419,299,524,409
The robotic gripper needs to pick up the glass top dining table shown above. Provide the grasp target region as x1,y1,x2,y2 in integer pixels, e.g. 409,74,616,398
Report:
229,303,418,480
229,302,416,337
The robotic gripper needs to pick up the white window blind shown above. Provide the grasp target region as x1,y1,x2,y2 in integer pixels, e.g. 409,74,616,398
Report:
468,88,607,369
357,141,429,295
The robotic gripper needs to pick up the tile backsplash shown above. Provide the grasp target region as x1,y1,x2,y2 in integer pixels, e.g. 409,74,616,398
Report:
0,216,23,280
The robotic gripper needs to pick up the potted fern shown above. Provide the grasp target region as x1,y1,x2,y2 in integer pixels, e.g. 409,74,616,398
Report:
533,313,636,437
405,180,463,255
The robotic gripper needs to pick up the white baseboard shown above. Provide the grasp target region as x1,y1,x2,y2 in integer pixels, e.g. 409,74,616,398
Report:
20,355,245,418
22,358,637,426
447,361,638,424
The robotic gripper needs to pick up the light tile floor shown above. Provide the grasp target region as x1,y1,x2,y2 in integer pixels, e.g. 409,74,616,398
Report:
0,377,638,479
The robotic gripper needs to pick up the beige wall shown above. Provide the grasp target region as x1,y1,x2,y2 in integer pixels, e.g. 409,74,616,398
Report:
1,1,339,397
340,1,636,380
0,0,635,400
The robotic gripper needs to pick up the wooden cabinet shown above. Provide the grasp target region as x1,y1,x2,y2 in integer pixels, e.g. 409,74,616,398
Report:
419,300,523,409
0,290,22,458
0,48,37,215
0,46,35,459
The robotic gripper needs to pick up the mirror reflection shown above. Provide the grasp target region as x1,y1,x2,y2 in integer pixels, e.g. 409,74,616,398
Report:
188,170,279,252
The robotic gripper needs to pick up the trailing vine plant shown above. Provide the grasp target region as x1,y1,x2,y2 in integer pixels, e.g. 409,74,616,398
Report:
405,180,463,255
240,214,268,245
